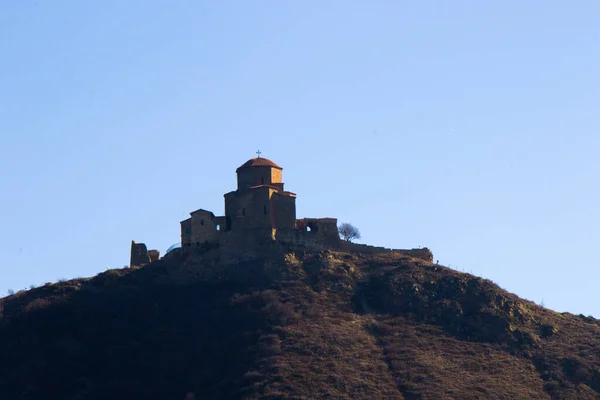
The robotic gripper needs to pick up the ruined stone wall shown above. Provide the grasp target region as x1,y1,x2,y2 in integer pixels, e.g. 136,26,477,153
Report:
147,249,160,262
130,241,162,266
275,229,327,251
400,248,434,262
338,241,433,261
294,218,340,247
213,216,227,232
312,218,340,247
274,218,341,251
130,241,150,267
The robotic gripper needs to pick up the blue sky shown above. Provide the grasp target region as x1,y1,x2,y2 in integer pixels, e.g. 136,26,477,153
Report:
1,1,598,316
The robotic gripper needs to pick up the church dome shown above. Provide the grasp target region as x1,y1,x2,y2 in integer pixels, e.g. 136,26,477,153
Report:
236,157,282,171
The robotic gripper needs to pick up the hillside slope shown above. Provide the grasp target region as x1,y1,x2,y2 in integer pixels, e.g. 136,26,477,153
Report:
1,249,599,399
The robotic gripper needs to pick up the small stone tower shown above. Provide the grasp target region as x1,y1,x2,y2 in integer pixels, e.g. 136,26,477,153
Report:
130,241,160,267
130,241,150,267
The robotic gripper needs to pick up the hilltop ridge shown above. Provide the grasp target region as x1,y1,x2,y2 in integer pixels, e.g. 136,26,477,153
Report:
1,248,599,399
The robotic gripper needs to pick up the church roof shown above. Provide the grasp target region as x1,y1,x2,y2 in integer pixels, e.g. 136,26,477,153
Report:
236,157,282,171
190,208,215,216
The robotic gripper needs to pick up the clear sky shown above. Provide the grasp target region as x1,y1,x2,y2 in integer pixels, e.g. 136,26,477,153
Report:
1,2,598,316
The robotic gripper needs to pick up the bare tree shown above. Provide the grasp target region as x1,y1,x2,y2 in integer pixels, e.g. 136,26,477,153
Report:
338,223,361,242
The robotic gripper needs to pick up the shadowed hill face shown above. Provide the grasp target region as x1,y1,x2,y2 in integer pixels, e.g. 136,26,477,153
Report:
0,251,599,399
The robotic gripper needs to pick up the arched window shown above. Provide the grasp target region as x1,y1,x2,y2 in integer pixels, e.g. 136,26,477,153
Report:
261,177,264,184
242,208,246,216
216,224,220,231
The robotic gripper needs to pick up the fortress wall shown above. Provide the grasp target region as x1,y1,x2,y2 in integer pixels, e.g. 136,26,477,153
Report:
313,219,340,247
294,218,340,245
275,227,339,252
339,241,390,254
399,248,434,262
338,241,433,261
275,229,312,247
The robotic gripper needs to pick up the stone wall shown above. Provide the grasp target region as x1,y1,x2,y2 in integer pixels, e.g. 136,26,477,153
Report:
147,250,160,263
180,218,192,247
338,241,433,261
130,241,163,267
213,216,227,232
295,218,340,247
177,220,434,265
130,241,150,267
273,218,341,251
190,210,219,246
275,232,326,251
401,248,434,262
220,228,274,253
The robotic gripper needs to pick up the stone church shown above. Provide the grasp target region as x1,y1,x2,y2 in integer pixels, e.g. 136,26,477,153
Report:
180,156,340,251
129,156,433,267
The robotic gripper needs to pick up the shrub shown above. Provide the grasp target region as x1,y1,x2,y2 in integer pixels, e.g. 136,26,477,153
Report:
23,298,52,313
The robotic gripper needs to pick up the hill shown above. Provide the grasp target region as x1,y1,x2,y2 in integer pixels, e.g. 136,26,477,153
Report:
1,248,599,399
